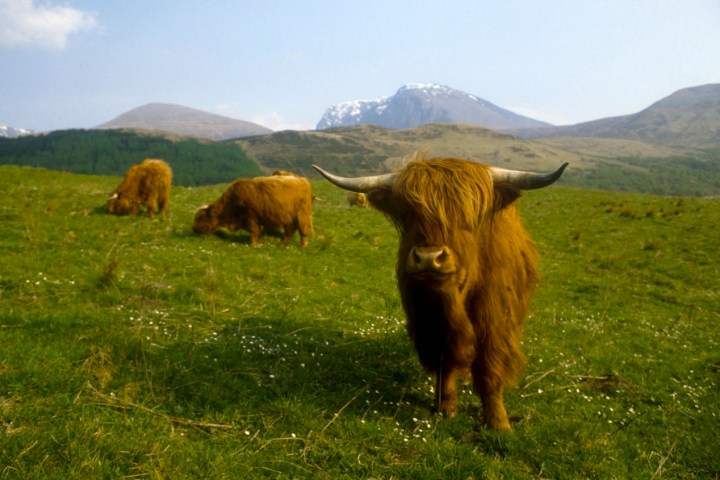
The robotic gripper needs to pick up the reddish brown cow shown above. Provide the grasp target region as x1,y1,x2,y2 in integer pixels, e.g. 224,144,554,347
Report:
108,158,172,218
193,174,314,247
346,191,369,208
272,170,298,177
314,154,567,430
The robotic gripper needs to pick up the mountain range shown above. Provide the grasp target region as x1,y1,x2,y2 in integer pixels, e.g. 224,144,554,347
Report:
3,82,719,196
317,83,551,131
5,83,718,151
95,103,273,140
2,82,719,195
230,83,720,196
90,82,720,152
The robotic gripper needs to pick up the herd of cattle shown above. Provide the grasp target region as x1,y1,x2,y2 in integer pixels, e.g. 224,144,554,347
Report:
107,155,567,431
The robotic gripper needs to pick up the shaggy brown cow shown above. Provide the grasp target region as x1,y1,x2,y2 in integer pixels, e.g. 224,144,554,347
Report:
107,158,172,218
314,154,567,430
193,174,314,247
346,191,369,208
272,170,298,177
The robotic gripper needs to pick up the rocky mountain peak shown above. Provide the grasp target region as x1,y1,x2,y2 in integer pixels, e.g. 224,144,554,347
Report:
317,84,550,131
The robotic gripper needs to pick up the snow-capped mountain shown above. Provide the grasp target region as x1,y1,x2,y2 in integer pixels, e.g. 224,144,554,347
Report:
0,125,34,138
317,83,552,130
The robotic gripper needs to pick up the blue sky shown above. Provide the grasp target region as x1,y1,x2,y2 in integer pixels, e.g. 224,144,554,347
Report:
1,0,719,132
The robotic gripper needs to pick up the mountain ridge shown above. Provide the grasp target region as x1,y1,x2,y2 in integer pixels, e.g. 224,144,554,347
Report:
511,83,720,149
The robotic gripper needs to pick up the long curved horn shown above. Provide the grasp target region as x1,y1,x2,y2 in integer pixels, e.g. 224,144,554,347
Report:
312,165,397,193
490,162,569,190
108,193,119,200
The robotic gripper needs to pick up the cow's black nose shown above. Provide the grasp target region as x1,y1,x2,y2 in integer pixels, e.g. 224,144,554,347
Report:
408,246,451,273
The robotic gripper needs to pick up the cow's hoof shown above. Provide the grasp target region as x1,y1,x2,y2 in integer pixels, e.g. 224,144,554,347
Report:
435,403,458,418
485,416,512,431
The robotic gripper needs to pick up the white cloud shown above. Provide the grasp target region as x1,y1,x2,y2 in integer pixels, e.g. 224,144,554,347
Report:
213,104,240,119
214,105,314,132
250,112,313,132
0,0,97,49
505,106,579,127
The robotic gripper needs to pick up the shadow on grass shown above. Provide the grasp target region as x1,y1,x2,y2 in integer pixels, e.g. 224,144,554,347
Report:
90,203,174,221
110,315,429,424
92,204,109,215
188,228,305,247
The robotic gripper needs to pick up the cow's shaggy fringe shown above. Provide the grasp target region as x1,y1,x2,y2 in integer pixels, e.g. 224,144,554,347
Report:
394,154,495,237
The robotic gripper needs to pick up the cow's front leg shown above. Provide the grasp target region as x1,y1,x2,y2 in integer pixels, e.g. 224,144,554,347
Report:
476,377,511,431
246,217,261,246
281,224,296,245
146,199,158,219
435,294,475,417
435,364,459,417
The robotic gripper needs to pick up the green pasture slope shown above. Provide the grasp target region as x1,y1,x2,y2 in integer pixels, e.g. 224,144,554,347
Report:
1,165,718,479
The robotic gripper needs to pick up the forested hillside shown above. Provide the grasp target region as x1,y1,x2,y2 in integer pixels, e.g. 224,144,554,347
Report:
0,129,262,186
561,153,720,197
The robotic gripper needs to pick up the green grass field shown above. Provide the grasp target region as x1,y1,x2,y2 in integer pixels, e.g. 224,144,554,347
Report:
1,165,718,479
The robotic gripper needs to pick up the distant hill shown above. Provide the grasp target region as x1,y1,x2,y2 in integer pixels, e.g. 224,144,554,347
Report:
317,84,552,131
234,122,720,196
96,103,273,140
236,123,586,177
512,83,720,150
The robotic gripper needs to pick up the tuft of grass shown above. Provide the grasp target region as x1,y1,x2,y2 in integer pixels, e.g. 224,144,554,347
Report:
97,254,120,289
1,165,719,479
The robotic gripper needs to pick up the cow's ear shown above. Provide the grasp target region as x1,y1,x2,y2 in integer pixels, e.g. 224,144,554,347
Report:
366,188,394,212
493,183,522,211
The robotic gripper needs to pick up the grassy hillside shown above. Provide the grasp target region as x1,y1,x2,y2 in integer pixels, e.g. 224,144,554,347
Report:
563,152,720,196
237,124,720,196
3,126,719,196
1,166,718,478
236,124,588,176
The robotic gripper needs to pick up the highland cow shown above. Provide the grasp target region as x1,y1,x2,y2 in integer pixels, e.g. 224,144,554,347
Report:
193,174,314,247
314,154,567,430
107,158,172,218
346,191,369,208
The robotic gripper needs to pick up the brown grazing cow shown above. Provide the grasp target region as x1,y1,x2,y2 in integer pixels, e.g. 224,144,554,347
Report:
272,170,298,177
314,154,567,430
193,174,314,247
346,191,369,208
107,158,172,218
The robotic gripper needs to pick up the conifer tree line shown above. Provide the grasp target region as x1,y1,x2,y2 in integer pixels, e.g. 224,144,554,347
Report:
0,130,262,186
